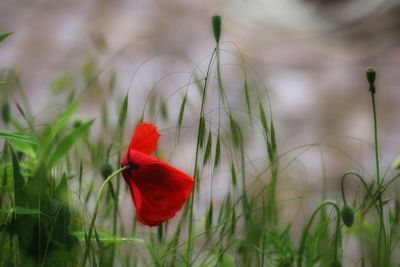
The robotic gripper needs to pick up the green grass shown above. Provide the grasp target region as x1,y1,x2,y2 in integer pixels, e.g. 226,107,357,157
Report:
1,17,400,267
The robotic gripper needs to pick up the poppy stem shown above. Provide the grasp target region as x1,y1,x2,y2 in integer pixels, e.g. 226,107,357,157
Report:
297,200,341,267
82,165,130,266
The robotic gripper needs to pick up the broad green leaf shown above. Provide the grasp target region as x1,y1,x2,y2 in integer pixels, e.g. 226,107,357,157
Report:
53,173,71,247
48,119,94,168
39,101,80,159
9,139,36,158
55,173,69,205
0,130,37,144
26,164,49,208
0,32,13,42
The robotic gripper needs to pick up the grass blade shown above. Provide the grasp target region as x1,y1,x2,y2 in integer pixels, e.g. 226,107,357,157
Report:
48,119,94,168
0,32,13,42
10,146,25,206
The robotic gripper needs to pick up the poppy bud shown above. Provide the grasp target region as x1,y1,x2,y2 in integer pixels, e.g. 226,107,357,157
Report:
341,205,354,227
212,15,221,43
100,162,113,179
366,67,376,94
1,102,10,124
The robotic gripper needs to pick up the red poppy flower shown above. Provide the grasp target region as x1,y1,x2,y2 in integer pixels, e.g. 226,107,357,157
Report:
121,123,194,226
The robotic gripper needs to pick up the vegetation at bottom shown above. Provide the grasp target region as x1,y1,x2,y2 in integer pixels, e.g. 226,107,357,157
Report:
1,17,400,267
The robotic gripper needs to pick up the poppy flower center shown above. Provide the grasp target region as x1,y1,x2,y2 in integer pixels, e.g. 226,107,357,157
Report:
130,163,140,170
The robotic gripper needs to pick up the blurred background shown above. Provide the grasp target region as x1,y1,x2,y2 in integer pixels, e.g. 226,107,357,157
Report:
1,0,400,262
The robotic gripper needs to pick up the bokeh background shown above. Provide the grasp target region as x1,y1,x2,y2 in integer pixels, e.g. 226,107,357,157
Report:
1,0,400,264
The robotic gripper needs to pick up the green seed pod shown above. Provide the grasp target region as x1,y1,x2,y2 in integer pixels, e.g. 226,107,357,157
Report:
341,205,354,227
100,162,113,179
212,15,221,43
72,119,82,129
1,102,10,124
366,67,376,93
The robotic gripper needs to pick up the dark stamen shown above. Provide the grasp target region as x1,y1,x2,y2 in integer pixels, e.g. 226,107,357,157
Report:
131,163,140,170
126,153,139,170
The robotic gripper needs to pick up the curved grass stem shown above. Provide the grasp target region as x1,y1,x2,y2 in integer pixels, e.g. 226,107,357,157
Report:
82,165,130,266
297,200,341,267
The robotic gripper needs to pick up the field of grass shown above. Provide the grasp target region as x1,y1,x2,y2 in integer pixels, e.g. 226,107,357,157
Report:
1,16,400,267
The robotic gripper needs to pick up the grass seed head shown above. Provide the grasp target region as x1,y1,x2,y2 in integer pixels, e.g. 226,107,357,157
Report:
366,67,376,93
212,15,221,43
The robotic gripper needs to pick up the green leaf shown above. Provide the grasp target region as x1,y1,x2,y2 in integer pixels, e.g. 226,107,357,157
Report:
0,32,13,42
0,130,37,144
48,119,94,168
53,174,72,248
55,173,69,205
25,164,49,208
114,95,128,144
9,139,36,158
10,146,26,206
0,206,42,215
72,231,144,245
39,101,80,159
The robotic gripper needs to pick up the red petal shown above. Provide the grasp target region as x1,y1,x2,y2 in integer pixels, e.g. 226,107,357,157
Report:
122,150,194,226
129,123,160,155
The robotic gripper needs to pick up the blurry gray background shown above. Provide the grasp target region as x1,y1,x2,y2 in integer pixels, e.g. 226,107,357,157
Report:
1,0,400,239
2,1,400,264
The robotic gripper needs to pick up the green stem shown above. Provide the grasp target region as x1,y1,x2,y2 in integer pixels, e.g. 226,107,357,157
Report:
185,48,216,265
370,82,387,265
371,92,380,185
82,166,129,266
297,200,341,267
340,171,379,212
